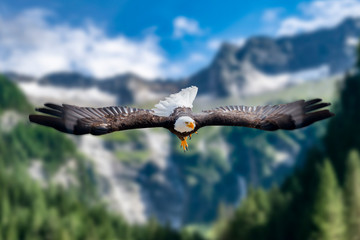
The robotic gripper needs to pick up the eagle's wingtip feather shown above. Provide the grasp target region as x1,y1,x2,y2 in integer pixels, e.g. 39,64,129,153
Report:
29,114,69,133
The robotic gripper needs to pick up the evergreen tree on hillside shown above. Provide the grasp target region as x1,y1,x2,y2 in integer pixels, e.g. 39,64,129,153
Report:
0,75,32,114
263,186,290,240
344,150,360,240
219,188,270,240
357,41,360,69
309,160,345,240
324,63,360,182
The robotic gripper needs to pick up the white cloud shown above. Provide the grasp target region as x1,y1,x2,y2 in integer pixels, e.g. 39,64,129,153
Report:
262,8,284,22
277,0,360,36
163,52,209,78
0,9,166,79
346,36,359,46
173,16,203,38
207,39,222,50
188,53,206,62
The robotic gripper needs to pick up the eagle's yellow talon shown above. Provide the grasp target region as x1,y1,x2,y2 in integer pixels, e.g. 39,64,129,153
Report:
189,132,198,139
180,137,189,151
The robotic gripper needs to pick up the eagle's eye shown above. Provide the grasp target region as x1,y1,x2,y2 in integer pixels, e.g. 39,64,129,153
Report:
185,121,189,124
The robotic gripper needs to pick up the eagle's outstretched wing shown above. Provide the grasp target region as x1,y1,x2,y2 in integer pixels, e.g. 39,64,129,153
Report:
194,99,334,131
29,103,171,135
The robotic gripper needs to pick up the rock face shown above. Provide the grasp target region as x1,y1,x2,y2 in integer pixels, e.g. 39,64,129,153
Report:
36,72,185,105
189,17,360,97
7,18,360,102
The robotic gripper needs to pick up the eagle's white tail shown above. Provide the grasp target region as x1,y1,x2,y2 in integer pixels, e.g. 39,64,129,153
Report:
152,86,198,117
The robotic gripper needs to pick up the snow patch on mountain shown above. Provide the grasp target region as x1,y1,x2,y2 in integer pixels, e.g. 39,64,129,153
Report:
236,175,247,205
127,80,167,104
0,110,23,132
139,130,186,228
242,61,290,95
53,159,78,188
74,130,186,227
144,129,171,170
28,159,79,188
18,81,117,107
273,151,292,167
28,160,47,186
346,36,359,46
289,65,330,83
243,63,330,95
77,135,147,224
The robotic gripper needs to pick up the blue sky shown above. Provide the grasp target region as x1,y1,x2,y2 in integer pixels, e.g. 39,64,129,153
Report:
1,0,360,79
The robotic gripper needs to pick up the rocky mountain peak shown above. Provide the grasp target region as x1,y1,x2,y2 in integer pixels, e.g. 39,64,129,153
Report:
5,18,360,102
188,17,360,97
39,72,95,88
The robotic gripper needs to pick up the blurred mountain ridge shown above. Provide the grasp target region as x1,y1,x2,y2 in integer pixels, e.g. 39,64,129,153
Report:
5,17,360,103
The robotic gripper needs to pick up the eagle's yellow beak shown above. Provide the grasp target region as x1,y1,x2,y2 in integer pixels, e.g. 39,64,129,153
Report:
187,122,195,129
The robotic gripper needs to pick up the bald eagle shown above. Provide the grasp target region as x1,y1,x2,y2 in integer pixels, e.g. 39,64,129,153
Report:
29,86,334,151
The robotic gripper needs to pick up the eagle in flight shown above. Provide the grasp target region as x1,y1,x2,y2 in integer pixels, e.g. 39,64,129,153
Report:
29,86,334,151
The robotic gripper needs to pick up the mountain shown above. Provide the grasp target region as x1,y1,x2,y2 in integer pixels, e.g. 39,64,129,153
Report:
6,17,360,104
189,17,360,96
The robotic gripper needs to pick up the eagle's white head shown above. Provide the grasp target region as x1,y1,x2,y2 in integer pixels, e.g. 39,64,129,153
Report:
174,116,195,133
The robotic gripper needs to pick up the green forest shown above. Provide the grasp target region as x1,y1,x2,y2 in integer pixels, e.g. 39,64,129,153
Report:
216,44,360,240
0,45,359,240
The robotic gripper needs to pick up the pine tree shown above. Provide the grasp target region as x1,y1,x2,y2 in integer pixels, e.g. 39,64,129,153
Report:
324,41,360,182
219,188,270,240
213,202,234,238
310,160,345,240
357,40,360,69
5,222,18,240
265,186,289,240
344,150,360,240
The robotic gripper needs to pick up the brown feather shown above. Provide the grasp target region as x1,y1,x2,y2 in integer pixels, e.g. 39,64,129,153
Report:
194,99,334,131
29,104,172,135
